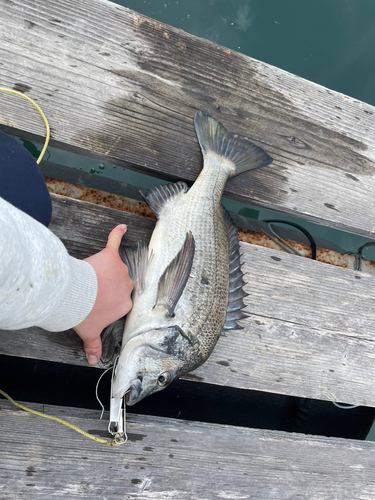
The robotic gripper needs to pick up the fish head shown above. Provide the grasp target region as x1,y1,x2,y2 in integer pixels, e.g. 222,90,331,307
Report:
112,325,193,405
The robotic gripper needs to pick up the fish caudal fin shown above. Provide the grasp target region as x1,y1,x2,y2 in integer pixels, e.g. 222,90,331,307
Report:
194,111,273,177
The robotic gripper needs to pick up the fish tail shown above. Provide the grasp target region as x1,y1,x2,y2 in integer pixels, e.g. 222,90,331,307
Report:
194,111,272,177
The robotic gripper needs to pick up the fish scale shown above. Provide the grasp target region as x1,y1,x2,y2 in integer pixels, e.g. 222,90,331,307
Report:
168,174,229,361
111,111,273,405
143,186,229,364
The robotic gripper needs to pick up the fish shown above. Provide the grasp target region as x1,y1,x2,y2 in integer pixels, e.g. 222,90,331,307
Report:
112,111,272,405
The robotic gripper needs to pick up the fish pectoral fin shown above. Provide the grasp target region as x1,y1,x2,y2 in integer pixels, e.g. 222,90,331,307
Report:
119,243,153,296
154,231,195,317
174,325,195,347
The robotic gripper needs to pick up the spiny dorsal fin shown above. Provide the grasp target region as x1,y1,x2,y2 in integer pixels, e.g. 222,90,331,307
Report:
194,111,273,178
140,182,188,218
154,231,195,317
119,243,153,297
222,208,248,333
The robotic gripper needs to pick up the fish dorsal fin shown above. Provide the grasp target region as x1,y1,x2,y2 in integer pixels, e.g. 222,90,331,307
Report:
140,182,188,218
222,208,248,333
119,243,153,297
154,231,195,317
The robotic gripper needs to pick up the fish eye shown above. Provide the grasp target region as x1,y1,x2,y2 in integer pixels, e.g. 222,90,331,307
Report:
157,371,172,387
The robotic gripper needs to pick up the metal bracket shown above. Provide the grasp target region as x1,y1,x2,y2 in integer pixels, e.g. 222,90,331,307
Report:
108,357,128,445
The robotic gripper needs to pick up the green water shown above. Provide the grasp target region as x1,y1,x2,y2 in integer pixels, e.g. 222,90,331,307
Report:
118,0,375,107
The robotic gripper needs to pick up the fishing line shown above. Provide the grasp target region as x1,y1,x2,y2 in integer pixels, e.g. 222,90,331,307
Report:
95,365,114,420
0,87,50,164
332,402,360,410
0,389,118,446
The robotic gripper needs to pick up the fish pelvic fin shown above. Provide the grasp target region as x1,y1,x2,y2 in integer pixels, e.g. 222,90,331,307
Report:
119,243,153,297
194,111,273,178
154,231,195,317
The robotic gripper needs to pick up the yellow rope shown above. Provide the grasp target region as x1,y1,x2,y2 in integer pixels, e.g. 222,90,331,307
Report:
0,91,116,444
0,87,50,164
0,389,118,446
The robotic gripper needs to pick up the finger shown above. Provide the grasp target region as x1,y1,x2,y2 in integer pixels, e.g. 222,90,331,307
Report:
106,224,127,252
83,335,102,365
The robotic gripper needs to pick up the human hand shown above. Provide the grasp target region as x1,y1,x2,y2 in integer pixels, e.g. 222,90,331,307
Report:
73,224,133,365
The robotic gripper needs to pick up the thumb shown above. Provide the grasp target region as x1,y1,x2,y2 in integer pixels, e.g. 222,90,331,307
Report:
83,335,102,365
106,224,127,252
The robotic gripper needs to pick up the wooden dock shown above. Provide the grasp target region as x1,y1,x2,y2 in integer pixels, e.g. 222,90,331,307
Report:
1,0,375,498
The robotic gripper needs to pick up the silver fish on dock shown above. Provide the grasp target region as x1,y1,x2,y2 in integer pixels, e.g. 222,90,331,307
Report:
112,111,273,405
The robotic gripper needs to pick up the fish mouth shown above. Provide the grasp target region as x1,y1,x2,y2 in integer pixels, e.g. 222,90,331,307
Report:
116,377,142,406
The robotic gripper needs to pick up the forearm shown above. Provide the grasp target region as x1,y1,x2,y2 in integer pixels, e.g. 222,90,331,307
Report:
0,197,97,331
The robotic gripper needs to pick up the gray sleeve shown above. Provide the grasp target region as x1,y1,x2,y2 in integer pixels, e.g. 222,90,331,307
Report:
0,197,97,332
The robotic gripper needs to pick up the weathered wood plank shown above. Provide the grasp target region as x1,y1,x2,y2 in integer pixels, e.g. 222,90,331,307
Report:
47,193,155,255
1,0,375,237
1,399,375,499
2,194,375,406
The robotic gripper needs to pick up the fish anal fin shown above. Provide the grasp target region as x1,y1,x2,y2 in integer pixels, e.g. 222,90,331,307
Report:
154,231,195,317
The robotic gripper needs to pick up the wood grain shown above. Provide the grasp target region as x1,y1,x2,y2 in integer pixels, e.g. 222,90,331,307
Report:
1,400,375,499
1,0,375,237
2,194,375,407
